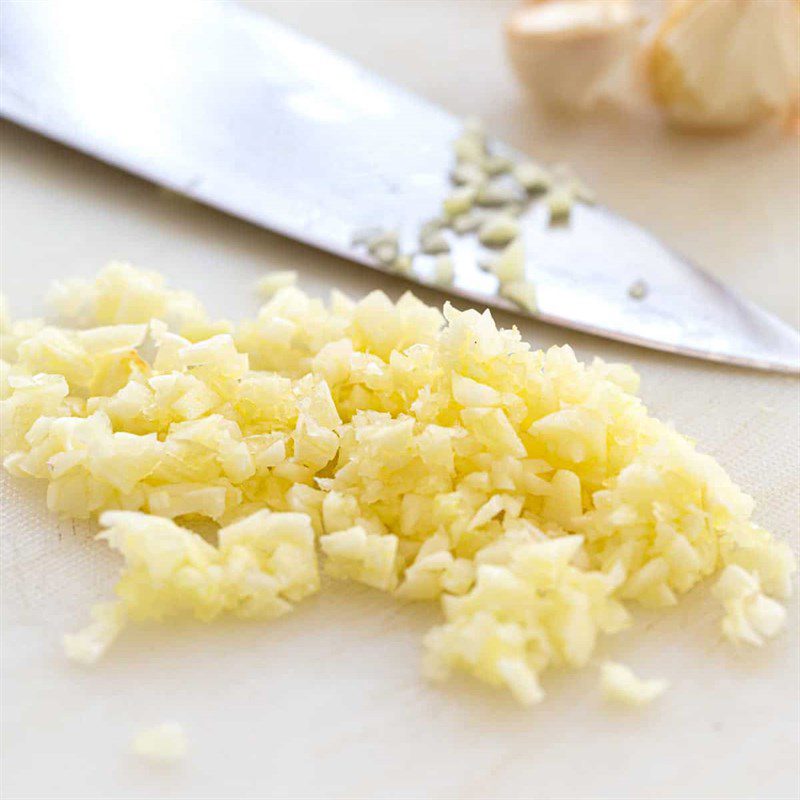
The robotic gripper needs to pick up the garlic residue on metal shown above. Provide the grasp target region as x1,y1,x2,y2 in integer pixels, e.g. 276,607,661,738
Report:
647,0,800,130
485,238,526,284
476,177,525,208
354,227,418,277
513,161,552,194
434,255,455,286
353,119,594,314
500,279,538,314
505,0,644,111
442,186,478,218
366,230,400,266
628,279,648,300
451,209,487,234
419,230,451,256
478,213,520,247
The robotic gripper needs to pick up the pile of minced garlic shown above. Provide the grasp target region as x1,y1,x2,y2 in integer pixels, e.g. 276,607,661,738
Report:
1,264,795,706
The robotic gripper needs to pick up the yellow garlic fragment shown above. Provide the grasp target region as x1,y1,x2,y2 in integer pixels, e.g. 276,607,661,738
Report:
600,661,668,707
712,565,787,646
132,723,188,763
485,238,526,284
500,280,538,314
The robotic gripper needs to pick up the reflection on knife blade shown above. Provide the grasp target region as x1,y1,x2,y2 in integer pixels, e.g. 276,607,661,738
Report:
0,0,797,372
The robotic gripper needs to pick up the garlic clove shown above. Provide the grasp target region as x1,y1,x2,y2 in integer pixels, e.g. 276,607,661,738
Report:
647,0,800,130
505,0,644,111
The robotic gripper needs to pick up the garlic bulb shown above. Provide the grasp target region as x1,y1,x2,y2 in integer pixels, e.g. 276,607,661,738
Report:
505,0,644,111
647,0,800,130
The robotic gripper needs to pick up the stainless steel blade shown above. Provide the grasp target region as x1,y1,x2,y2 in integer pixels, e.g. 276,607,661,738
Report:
1,0,798,373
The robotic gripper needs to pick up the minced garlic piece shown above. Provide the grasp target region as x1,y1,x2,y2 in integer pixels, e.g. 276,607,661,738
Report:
513,161,552,193
424,537,629,706
63,601,127,665
419,217,446,241
451,209,486,234
500,280,538,313
45,262,225,338
320,526,399,591
628,279,648,300
451,162,485,187
483,154,514,176
453,118,487,164
478,214,520,247
133,723,187,763
257,271,297,299
397,536,475,600
63,508,320,658
434,255,455,286
712,565,787,646
2,264,795,707
443,186,478,218
600,662,668,706
364,230,399,265
486,238,526,284
476,179,523,207
391,254,415,278
547,185,574,222
419,231,450,256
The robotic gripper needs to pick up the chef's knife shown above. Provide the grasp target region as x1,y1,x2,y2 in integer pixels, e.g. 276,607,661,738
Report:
1,0,798,373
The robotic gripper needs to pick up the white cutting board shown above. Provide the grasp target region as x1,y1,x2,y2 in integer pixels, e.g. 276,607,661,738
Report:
1,2,798,799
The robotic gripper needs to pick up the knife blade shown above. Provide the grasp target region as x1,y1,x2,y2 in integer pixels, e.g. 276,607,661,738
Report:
1,0,797,373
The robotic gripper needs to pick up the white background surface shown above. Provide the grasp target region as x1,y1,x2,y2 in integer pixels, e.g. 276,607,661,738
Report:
1,2,798,799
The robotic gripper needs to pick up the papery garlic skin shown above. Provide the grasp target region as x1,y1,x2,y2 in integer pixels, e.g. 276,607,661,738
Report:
647,0,800,130
505,0,644,111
